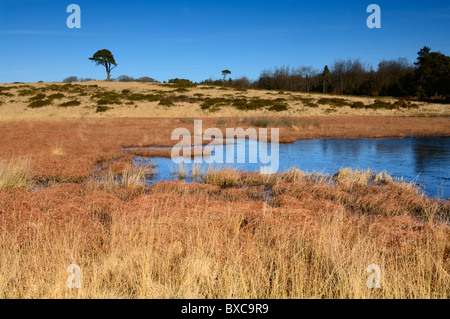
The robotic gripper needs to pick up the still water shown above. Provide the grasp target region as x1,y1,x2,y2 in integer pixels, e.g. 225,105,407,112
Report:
133,136,450,199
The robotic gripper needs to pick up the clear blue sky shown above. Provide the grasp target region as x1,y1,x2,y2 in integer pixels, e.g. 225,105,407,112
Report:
1,0,449,83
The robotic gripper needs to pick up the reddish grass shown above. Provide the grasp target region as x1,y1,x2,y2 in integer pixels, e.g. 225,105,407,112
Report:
0,117,448,180
0,117,449,298
1,176,448,298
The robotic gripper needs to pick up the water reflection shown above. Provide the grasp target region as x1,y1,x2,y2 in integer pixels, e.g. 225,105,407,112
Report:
134,136,449,198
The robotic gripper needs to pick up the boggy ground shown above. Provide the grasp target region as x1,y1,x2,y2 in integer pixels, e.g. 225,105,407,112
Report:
0,91,449,298
0,116,449,180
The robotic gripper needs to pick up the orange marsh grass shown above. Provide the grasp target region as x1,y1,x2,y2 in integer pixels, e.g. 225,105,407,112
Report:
0,162,448,298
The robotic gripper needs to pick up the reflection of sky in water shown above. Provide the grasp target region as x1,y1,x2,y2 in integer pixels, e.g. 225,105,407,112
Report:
134,136,450,199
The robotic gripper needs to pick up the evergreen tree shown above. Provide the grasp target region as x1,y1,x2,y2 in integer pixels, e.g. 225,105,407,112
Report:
414,46,450,100
89,49,117,81
222,69,231,81
322,65,331,93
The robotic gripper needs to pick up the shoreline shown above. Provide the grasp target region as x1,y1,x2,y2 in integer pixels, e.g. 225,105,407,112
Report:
1,115,449,300
0,116,449,142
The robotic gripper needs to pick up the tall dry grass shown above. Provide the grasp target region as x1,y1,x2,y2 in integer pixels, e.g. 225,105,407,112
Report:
0,105,448,299
0,157,448,299
86,162,153,201
0,157,33,190
88,164,151,191
0,182,448,298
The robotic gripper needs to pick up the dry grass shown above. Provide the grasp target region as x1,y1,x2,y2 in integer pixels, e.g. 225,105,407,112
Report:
0,166,448,298
281,167,329,183
0,157,33,190
0,113,448,299
88,164,152,191
0,116,448,182
333,168,422,194
202,168,242,188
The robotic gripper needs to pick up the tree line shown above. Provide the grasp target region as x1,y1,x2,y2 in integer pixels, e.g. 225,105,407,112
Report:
203,46,450,102
69,46,449,103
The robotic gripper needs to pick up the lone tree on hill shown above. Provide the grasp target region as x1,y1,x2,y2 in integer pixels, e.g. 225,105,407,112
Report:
89,49,117,81
222,69,231,81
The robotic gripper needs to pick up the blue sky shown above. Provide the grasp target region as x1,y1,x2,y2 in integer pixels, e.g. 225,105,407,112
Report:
1,0,449,83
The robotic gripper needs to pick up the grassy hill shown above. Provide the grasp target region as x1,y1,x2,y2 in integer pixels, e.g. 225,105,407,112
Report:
1,81,449,120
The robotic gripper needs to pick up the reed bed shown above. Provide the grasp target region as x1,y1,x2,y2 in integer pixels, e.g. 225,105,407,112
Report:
0,167,448,298
0,117,448,299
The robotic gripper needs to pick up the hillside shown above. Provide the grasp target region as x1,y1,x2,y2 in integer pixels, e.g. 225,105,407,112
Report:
1,81,449,120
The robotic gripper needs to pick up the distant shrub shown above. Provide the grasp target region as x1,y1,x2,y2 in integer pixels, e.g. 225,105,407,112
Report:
158,99,175,107
18,89,39,96
28,93,47,101
293,96,318,108
349,99,419,110
368,100,398,110
173,87,189,93
351,101,366,109
63,76,79,83
394,100,419,109
244,99,275,110
168,78,197,88
324,107,337,114
117,75,135,82
59,83,76,92
0,91,14,97
93,91,122,105
200,98,227,110
168,78,193,85
317,98,350,107
232,99,248,109
97,98,119,105
121,89,131,95
96,105,112,113
28,99,52,108
268,104,288,112
48,93,65,100
136,76,155,82
59,100,81,107
127,93,161,102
